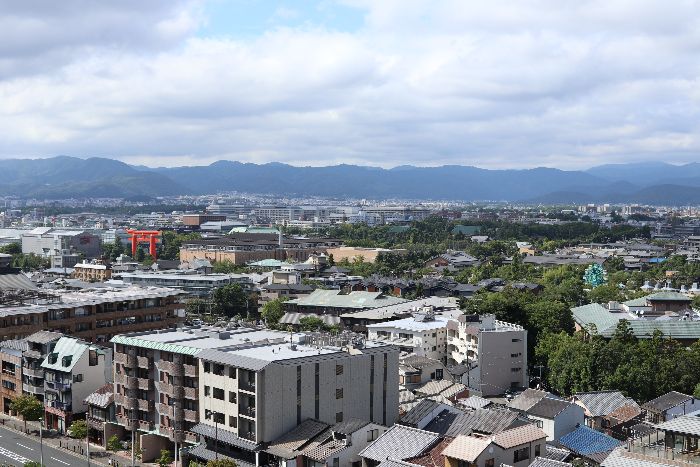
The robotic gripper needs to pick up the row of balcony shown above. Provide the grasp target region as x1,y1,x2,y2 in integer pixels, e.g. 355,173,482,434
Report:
155,360,197,377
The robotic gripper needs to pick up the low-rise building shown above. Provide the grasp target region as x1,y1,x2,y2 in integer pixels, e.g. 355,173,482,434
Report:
508,389,585,442
641,391,700,424
72,262,112,282
0,342,23,414
367,309,450,362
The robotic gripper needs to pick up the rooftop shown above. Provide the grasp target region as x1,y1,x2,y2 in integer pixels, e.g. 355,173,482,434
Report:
290,289,407,309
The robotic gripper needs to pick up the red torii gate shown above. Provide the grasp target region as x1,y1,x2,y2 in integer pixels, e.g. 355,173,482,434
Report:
126,229,161,260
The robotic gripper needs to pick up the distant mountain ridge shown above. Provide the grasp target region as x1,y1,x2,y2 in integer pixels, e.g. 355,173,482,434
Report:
1,156,699,204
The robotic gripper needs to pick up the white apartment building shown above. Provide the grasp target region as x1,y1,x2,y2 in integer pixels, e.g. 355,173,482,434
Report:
447,314,528,396
366,308,450,362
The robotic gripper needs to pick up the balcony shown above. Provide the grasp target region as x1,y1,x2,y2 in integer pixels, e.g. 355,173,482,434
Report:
48,400,71,412
183,409,198,422
136,356,151,369
240,406,256,419
114,353,128,365
46,381,71,392
183,363,197,377
239,380,256,393
158,403,174,417
22,383,44,395
23,366,43,378
239,430,256,442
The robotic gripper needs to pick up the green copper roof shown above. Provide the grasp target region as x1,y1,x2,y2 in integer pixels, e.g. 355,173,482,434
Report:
622,296,649,307
646,291,692,302
110,335,201,356
572,303,625,332
598,320,700,340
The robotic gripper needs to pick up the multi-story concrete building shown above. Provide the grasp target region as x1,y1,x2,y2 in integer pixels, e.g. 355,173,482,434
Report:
42,336,113,433
21,331,63,403
110,326,399,465
0,285,185,342
367,308,450,362
72,262,112,282
117,271,255,297
179,233,342,266
0,342,23,414
447,314,527,396
21,227,101,259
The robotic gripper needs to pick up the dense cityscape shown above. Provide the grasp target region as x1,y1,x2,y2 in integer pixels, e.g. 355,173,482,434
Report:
0,195,699,467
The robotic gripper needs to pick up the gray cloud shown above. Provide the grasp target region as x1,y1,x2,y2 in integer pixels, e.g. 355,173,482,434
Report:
0,0,699,169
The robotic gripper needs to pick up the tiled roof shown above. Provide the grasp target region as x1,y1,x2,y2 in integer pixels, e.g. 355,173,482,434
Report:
401,355,443,369
459,396,491,410
559,426,622,456
642,391,693,413
301,428,347,461
0,339,28,352
190,423,261,451
289,289,407,309
529,398,573,419
265,419,330,459
25,330,63,345
573,391,630,417
606,403,642,424
405,437,451,467
493,424,546,449
84,384,114,408
424,408,522,437
401,400,443,426
598,320,700,340
601,447,669,467
656,413,700,437
508,389,549,411
441,435,491,462
543,445,571,462
360,425,440,462
377,460,423,467
416,380,455,397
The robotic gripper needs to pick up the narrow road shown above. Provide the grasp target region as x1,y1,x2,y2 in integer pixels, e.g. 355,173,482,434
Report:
0,424,90,467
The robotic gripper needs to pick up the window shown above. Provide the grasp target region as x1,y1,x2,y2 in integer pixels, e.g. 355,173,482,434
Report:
229,416,237,428
213,364,224,376
513,447,530,463
213,387,225,400
229,392,237,403
203,362,211,373
512,338,522,342
332,458,339,467
73,374,84,383
485,460,494,467
535,444,541,457
511,353,521,358
336,388,343,399
204,385,210,396
336,365,343,375
367,429,379,442
229,367,237,379
336,412,343,423
536,420,543,428
511,367,521,372
435,369,443,379
204,410,211,420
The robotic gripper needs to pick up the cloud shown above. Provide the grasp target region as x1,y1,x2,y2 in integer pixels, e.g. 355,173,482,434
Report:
0,0,699,169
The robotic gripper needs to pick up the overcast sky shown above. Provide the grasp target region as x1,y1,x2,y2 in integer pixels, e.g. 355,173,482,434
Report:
1,0,699,169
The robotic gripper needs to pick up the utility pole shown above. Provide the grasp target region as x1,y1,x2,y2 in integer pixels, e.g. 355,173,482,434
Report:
86,423,91,467
39,417,44,467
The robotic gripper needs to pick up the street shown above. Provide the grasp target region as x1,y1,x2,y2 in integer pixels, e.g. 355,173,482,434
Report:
0,424,90,467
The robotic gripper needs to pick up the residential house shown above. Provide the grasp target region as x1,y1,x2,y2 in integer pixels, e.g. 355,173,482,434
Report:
571,391,641,434
399,354,452,391
42,336,113,433
508,389,584,442
85,383,123,448
21,331,63,403
641,391,700,424
359,424,441,467
559,425,623,465
367,310,450,362
0,341,23,414
441,424,547,467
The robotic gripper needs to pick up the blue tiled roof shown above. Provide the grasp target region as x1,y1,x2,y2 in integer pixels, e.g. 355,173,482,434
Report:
559,426,622,455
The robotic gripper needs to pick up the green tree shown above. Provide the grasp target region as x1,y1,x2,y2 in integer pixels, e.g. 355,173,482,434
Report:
107,434,122,452
157,449,172,467
299,316,327,331
135,247,145,263
207,459,238,467
694,382,700,399
0,242,22,255
261,298,286,326
587,283,625,304
212,283,250,318
213,260,244,273
68,419,88,439
24,462,43,467
10,394,43,432
185,298,207,316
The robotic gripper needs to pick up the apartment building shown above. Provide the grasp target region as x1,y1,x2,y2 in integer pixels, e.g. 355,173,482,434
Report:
72,262,112,282
0,343,22,414
42,336,113,433
110,326,398,465
0,285,185,342
366,308,450,362
22,331,63,402
447,314,528,396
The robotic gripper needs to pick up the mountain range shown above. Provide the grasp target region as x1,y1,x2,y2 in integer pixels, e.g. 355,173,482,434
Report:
2,156,700,205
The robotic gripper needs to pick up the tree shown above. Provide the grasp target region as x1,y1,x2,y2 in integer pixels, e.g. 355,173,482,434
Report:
587,283,624,304
157,449,172,467
207,459,238,467
10,394,43,432
213,260,244,274
185,298,207,316
299,316,327,331
24,462,43,467
107,434,123,452
694,382,700,399
261,298,285,326
135,247,145,263
212,283,250,318
68,419,88,439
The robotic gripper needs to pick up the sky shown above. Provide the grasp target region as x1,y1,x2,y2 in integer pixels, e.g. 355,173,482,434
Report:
1,0,699,170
